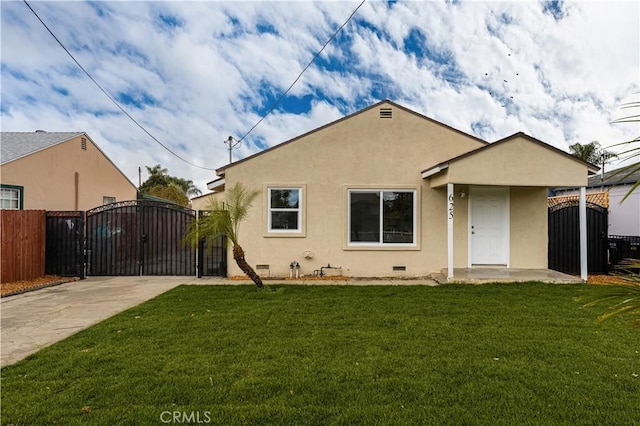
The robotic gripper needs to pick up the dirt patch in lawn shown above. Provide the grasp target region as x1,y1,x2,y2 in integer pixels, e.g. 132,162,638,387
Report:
588,274,637,286
1,276,79,297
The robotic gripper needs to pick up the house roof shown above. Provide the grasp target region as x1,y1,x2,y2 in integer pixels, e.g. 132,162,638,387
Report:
1,131,137,190
206,177,225,191
421,132,600,176
587,166,640,187
215,99,489,176
1,131,84,164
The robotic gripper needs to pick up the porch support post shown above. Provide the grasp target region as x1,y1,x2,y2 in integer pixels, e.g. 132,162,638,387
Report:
579,186,588,282
447,183,454,280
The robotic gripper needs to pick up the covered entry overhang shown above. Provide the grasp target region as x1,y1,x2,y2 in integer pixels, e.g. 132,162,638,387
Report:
421,132,599,282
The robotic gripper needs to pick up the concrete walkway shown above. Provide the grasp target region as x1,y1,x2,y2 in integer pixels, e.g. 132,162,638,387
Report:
1,276,195,367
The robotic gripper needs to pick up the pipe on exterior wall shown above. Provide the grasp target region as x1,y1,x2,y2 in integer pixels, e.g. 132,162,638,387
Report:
74,172,79,210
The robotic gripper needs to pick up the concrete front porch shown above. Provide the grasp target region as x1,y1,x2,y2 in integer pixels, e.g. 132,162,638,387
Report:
434,268,582,284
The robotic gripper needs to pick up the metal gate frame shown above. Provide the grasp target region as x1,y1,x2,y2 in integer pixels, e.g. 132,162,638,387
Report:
197,210,227,278
548,201,608,274
45,211,85,278
43,201,228,277
85,200,197,276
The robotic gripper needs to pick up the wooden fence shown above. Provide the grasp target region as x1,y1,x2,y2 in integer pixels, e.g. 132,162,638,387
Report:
1,210,46,283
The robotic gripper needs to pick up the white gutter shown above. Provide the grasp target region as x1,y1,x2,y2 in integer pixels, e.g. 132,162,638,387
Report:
207,178,225,191
421,164,448,179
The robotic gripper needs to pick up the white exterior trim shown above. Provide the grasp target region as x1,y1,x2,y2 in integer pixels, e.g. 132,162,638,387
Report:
579,186,588,281
447,183,454,279
421,164,448,179
207,178,225,191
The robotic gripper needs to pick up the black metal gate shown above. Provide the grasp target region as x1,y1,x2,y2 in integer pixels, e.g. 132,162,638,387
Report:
86,200,197,276
548,201,608,274
197,211,227,277
45,211,85,278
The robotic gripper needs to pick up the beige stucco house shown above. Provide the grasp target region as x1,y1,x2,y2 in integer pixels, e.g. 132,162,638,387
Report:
1,132,137,211
212,100,598,281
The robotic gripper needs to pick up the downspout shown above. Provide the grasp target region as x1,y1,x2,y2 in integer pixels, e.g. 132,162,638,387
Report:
75,172,79,210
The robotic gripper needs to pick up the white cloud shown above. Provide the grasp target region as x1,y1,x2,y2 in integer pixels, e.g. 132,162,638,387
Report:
2,0,638,194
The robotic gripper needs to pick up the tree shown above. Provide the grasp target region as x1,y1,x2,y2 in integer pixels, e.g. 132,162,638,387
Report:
569,141,618,173
138,164,202,206
184,183,264,288
146,185,189,206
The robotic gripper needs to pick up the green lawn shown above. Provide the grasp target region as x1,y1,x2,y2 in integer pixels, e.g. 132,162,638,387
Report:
2,283,639,425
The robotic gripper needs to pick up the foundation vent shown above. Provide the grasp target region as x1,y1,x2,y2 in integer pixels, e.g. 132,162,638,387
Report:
392,265,406,271
256,264,270,270
379,108,393,119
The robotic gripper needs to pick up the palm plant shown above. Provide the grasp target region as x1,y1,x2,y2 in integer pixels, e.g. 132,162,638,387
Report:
579,95,640,326
569,141,618,173
608,96,640,202
579,277,640,327
185,183,263,288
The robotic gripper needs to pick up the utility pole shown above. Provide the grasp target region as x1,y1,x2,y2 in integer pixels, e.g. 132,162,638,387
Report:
224,136,241,164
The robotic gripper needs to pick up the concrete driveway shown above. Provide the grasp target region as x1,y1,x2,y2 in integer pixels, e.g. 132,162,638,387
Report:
1,276,199,368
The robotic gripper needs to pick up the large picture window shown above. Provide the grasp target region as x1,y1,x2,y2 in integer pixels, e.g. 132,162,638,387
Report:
268,187,301,232
349,189,416,245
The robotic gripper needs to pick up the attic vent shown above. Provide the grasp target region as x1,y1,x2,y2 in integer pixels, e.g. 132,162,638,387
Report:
81,137,87,150
392,265,406,271
379,108,393,118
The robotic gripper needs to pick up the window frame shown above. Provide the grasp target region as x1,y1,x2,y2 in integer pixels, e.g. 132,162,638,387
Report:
0,184,24,210
347,188,418,247
266,186,304,236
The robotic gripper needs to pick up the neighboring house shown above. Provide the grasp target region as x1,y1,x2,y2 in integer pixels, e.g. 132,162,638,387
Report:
190,178,224,211
1,131,137,211
211,100,597,279
552,168,640,236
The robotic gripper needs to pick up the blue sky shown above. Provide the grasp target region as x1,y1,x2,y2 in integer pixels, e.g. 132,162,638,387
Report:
1,0,639,192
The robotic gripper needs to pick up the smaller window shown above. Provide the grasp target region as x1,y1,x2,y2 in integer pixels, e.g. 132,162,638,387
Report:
268,187,301,232
103,196,116,205
0,185,22,210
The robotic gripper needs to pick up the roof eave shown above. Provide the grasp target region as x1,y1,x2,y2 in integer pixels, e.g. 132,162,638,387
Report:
421,164,449,179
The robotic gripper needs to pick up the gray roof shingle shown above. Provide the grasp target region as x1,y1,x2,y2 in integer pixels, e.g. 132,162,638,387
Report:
1,132,84,164
588,167,640,187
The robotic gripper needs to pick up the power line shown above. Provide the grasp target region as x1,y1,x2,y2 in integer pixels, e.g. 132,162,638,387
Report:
236,0,367,143
24,0,367,168
22,0,217,171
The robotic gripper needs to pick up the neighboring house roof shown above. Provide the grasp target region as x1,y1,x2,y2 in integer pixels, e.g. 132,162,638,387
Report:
587,167,640,187
421,132,600,176
137,192,181,205
0,131,137,190
1,131,84,164
215,99,489,177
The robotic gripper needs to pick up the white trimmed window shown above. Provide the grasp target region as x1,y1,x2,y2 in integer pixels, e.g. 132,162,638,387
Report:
348,189,416,246
268,187,301,232
0,186,22,210
103,196,116,205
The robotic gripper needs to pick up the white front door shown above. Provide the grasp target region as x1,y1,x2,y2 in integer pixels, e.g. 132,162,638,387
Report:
470,187,509,266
